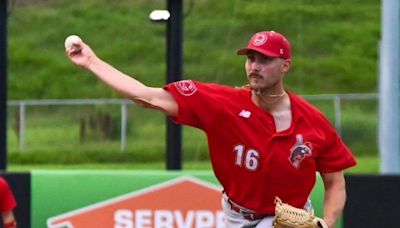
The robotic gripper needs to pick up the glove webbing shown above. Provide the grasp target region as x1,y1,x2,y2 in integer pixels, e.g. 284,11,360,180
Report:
274,197,315,226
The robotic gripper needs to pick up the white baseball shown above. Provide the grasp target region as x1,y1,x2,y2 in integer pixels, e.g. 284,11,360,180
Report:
64,35,82,50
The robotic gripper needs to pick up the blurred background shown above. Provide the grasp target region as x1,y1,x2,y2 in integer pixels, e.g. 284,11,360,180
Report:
6,0,380,172
4,0,398,227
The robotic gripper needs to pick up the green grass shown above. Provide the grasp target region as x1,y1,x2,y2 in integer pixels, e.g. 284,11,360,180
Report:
7,97,378,163
8,156,378,174
8,161,213,172
345,156,380,174
8,0,380,99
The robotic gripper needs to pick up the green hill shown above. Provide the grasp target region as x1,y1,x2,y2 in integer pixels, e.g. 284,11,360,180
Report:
8,0,380,99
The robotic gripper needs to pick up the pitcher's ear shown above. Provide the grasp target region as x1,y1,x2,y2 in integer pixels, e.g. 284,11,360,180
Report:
281,59,291,73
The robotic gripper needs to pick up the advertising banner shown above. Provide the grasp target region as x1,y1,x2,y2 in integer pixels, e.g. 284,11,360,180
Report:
31,170,328,228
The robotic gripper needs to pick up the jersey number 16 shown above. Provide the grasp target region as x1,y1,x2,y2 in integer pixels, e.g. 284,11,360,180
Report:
234,145,260,171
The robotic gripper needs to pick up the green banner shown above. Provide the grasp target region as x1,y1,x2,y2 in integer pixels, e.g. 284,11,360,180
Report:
32,170,334,228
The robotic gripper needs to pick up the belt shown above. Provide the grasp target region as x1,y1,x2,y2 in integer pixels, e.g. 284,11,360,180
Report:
226,198,273,221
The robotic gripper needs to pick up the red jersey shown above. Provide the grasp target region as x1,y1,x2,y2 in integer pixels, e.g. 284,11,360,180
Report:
165,80,356,214
0,177,16,212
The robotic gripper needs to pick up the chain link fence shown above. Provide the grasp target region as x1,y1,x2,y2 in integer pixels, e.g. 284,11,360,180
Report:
7,93,379,157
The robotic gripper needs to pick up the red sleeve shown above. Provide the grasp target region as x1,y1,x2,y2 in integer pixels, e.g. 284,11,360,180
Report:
164,80,231,130
316,125,357,173
0,177,17,212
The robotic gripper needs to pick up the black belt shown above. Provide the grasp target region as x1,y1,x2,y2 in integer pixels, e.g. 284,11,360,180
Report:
227,199,274,221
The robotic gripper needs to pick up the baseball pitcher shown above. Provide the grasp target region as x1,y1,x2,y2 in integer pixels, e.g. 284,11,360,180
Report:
66,30,356,228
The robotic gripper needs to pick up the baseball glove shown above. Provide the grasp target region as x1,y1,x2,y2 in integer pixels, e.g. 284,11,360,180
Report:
273,197,328,228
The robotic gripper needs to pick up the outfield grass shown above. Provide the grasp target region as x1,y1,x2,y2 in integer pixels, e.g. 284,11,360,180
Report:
8,161,212,171
345,156,379,174
7,98,379,165
9,156,379,174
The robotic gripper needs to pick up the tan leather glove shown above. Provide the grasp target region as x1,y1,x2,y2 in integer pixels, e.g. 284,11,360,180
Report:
273,197,328,228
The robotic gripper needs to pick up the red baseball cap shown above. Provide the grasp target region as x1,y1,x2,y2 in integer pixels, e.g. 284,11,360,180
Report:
237,31,291,59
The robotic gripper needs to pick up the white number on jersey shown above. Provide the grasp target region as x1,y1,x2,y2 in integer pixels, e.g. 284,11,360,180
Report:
233,145,260,171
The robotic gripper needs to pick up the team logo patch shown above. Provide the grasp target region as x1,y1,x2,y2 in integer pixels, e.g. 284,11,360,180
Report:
253,33,267,46
174,80,197,96
289,134,312,168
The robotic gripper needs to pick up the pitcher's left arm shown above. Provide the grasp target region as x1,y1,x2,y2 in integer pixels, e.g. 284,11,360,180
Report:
320,171,346,228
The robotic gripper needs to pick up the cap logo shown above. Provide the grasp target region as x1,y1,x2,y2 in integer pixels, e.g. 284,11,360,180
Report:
253,33,267,46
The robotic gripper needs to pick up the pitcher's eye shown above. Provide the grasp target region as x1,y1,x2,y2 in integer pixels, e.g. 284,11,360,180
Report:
246,55,256,62
260,56,273,63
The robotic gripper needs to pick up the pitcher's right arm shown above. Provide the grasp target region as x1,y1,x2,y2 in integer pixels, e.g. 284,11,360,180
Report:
65,39,178,117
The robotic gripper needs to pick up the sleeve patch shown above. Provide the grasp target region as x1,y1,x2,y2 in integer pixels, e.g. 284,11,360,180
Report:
174,80,198,96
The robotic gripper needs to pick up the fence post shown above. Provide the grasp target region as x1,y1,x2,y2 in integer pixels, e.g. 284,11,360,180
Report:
19,102,25,152
334,96,342,136
120,102,127,152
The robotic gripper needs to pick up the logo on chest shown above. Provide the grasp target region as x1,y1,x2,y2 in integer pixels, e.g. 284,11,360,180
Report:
289,134,312,168
238,109,252,118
